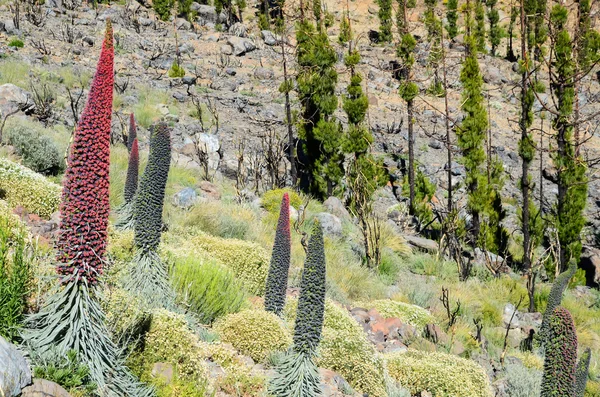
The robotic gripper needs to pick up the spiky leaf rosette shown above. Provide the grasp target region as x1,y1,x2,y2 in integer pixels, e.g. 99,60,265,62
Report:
574,348,591,397
293,222,326,355
127,113,137,152
55,20,114,285
541,307,578,397
124,138,139,204
24,281,154,397
125,249,175,309
134,122,171,253
268,350,322,397
541,264,576,345
265,193,292,316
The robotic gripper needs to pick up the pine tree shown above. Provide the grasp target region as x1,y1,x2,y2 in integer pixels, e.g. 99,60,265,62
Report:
269,222,326,397
445,0,458,41
505,4,517,61
532,0,547,60
550,4,587,273
25,21,152,397
486,0,500,56
378,0,393,43
541,307,578,397
264,193,292,316
126,122,174,308
425,0,444,95
296,15,341,198
474,0,486,52
339,10,351,44
457,31,488,246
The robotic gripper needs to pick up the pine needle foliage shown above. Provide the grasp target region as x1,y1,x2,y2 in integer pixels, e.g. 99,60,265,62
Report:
265,193,292,316
445,0,458,41
541,307,577,397
377,0,393,43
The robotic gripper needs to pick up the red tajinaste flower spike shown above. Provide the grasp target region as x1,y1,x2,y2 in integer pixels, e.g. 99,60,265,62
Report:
56,19,114,284
127,113,137,152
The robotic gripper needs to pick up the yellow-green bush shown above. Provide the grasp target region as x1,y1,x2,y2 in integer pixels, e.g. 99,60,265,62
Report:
360,299,435,328
102,287,146,337
136,309,208,381
107,228,135,262
386,350,492,397
0,158,61,218
285,299,387,396
0,200,26,237
510,352,543,370
586,380,600,397
165,230,269,295
261,188,302,213
215,309,292,362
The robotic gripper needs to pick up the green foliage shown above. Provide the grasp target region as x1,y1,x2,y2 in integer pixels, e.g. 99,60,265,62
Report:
359,299,435,328
386,350,493,397
541,307,578,396
339,11,351,44
474,0,486,52
0,222,31,342
296,19,341,198
575,348,592,397
101,287,146,339
182,201,255,240
486,0,500,55
3,120,65,175
33,350,97,396
177,0,196,20
504,361,542,397
216,309,292,362
0,157,61,218
8,38,24,48
262,188,303,213
445,0,458,40
377,0,393,42
153,0,173,20
168,60,185,78
170,253,247,324
268,350,321,397
293,223,326,355
403,168,436,227
166,229,270,295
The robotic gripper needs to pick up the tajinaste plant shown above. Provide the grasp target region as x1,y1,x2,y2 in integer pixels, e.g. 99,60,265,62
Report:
127,113,137,152
265,193,291,316
24,20,153,397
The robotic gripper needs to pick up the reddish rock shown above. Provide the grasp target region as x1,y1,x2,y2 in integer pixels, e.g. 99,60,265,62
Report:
367,308,383,323
198,180,221,200
425,323,449,345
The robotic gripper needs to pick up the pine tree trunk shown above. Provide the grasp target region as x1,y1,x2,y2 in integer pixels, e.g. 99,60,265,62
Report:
556,83,568,273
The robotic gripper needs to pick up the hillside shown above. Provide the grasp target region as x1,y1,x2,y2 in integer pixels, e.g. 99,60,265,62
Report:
0,0,599,396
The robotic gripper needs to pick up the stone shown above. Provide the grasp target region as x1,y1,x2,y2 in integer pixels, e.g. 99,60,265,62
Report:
194,4,226,24
367,308,383,323
261,30,280,46
198,180,221,200
397,323,418,343
175,18,191,30
404,235,438,252
315,212,343,238
229,22,247,37
2,20,17,35
182,76,197,86
138,17,154,27
227,37,256,56
220,45,233,55
82,36,94,46
503,303,520,329
371,317,403,339
254,67,275,80
289,206,299,222
0,336,32,397
225,68,237,76
482,64,507,85
580,246,600,287
20,379,70,397
0,84,34,116
445,161,465,176
323,196,350,219
173,188,198,209
428,139,442,149
151,362,174,384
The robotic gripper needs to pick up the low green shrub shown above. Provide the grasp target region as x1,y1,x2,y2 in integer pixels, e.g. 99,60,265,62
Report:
0,157,61,218
4,121,64,175
153,0,174,20
0,218,32,341
386,350,493,397
262,188,303,213
32,350,97,397
168,61,185,78
169,253,247,324
101,287,146,338
165,230,270,295
215,309,292,362
586,380,600,396
359,299,435,328
8,39,24,48
182,202,255,240
503,361,542,397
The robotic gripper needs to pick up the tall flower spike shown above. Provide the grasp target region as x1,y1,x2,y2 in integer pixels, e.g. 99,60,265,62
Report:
56,18,114,285
293,221,326,355
265,193,292,316
124,138,139,204
541,307,578,397
127,113,137,152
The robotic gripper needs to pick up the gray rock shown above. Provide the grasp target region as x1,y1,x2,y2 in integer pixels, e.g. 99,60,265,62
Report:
428,139,442,149
0,336,31,397
404,235,437,252
2,20,17,35
225,68,237,76
323,197,350,219
220,45,233,55
503,303,520,329
194,4,226,24
482,64,507,85
0,84,34,116
138,17,154,27
82,36,94,46
21,379,70,397
173,187,198,209
315,212,343,238
229,22,247,37
227,36,256,56
261,30,283,46
445,161,465,176
179,43,194,54
254,67,274,80
175,18,191,30
182,76,197,85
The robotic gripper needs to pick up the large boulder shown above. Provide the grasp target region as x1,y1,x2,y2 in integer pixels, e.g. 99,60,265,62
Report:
193,4,226,24
20,379,71,397
315,212,343,238
323,197,350,220
173,187,198,209
0,84,34,117
580,246,600,287
229,22,247,37
227,37,256,56
0,336,32,397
